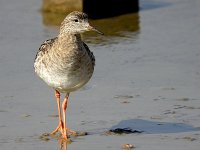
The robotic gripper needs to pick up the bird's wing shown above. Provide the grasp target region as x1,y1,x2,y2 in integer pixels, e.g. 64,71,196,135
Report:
34,37,58,61
83,42,95,66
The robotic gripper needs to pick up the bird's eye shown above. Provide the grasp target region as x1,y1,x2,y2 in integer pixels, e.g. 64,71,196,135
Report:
74,19,79,22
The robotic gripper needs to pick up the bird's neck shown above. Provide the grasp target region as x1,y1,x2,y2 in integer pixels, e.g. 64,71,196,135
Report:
58,33,82,44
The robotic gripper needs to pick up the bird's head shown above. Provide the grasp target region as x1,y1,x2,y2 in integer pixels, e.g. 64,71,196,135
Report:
60,11,103,35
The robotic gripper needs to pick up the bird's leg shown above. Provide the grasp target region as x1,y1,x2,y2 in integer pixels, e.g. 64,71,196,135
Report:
51,90,64,135
61,93,69,139
61,93,77,139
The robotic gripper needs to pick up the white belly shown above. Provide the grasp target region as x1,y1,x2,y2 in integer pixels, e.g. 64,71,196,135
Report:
36,62,93,93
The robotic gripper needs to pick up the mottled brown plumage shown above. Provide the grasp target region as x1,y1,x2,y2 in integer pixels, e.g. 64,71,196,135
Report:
34,11,103,140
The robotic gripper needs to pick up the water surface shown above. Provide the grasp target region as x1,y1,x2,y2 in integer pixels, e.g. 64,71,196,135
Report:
0,0,200,150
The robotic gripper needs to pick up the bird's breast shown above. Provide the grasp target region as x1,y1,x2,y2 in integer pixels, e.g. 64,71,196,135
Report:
35,46,94,93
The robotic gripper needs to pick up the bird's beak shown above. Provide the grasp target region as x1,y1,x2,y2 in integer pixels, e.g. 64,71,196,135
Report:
87,24,104,35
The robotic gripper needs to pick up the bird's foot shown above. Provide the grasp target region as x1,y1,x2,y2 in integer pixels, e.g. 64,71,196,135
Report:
60,128,77,140
61,128,77,141
51,121,64,135
61,132,68,140
51,122,77,139
66,128,77,136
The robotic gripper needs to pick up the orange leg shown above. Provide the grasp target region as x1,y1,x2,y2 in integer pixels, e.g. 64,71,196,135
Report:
62,93,69,139
61,93,77,139
51,90,64,135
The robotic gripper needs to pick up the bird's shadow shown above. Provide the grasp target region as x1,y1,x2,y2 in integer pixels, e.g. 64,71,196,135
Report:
109,119,200,134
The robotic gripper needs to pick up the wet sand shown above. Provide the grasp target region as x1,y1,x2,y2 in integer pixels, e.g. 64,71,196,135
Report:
0,0,200,149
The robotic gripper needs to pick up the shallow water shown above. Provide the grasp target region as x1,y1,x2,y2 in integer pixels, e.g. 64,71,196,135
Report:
0,0,200,150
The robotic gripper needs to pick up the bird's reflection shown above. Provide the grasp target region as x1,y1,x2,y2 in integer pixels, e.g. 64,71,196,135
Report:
59,138,68,150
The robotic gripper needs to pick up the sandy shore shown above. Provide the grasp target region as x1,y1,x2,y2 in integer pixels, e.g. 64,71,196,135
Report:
0,0,200,149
